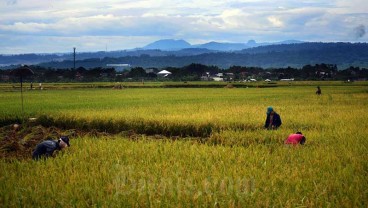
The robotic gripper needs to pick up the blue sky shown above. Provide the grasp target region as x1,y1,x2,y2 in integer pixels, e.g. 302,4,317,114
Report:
0,0,367,54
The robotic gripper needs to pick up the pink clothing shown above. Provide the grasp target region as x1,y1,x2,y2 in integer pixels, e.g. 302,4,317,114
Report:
285,134,304,145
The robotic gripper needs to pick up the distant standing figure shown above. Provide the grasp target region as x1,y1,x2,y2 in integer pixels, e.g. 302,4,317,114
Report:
316,86,321,95
32,136,70,160
30,82,33,90
264,106,282,129
39,83,42,90
285,132,306,145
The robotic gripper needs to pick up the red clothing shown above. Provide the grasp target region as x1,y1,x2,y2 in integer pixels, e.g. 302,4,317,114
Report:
285,134,304,145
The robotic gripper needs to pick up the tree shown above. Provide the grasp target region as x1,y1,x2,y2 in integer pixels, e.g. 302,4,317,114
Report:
128,67,147,78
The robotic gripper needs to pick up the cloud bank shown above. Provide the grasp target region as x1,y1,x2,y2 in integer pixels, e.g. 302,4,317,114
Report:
0,0,367,54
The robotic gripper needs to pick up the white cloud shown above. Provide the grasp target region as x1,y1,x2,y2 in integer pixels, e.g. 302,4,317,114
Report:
0,0,367,53
267,16,284,28
0,22,48,33
335,0,368,13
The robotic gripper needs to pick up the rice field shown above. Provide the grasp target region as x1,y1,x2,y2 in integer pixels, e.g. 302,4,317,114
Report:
0,83,367,207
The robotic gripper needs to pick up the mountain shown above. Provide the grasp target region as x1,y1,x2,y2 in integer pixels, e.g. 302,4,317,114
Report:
0,39,306,66
34,42,368,69
276,40,305,44
142,39,191,50
142,39,305,51
193,41,248,51
1,41,367,69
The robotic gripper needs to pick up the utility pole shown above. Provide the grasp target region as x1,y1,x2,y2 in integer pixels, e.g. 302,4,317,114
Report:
73,47,76,70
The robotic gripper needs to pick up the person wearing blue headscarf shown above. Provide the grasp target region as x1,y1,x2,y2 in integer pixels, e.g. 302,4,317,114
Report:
264,106,282,129
32,136,70,160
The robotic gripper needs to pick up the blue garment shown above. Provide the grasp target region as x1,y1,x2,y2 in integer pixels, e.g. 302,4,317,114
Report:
264,112,282,129
32,140,60,160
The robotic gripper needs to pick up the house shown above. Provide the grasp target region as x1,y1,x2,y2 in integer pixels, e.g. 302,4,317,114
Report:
212,77,224,81
216,73,224,77
224,73,235,81
280,78,294,81
1,75,10,81
106,64,131,71
145,68,156,74
157,70,172,77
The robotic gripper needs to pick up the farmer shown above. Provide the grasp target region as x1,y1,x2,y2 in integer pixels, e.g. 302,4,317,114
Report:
264,106,282,129
316,86,321,95
285,132,306,145
32,136,70,160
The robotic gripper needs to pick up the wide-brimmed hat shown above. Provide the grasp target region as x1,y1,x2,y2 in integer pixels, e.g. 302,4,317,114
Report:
60,136,70,147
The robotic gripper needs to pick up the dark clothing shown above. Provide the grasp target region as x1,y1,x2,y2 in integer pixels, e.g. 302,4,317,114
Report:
264,113,282,129
32,140,61,160
316,88,321,95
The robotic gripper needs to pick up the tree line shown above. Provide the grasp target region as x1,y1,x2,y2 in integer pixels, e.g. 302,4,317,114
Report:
1,63,367,83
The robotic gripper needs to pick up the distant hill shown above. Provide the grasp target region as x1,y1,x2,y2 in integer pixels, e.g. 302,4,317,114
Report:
142,39,305,51
1,41,367,69
0,39,305,66
33,42,368,69
238,42,358,54
193,41,248,51
142,39,191,50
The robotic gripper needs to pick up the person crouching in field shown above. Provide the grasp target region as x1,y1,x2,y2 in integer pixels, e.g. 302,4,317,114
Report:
285,132,306,145
264,106,282,129
32,136,70,160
